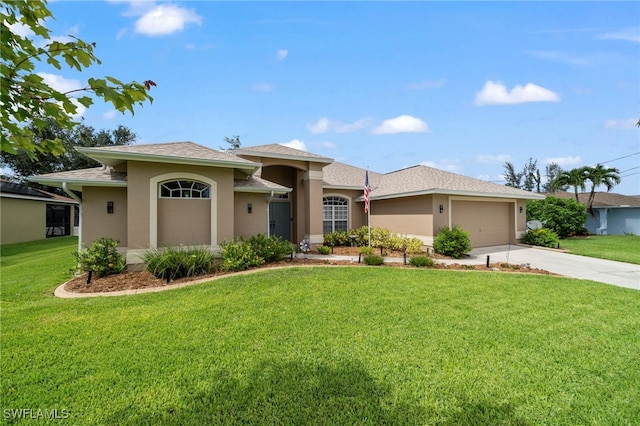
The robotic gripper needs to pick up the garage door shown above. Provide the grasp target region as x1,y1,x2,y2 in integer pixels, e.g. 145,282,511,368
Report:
451,201,511,247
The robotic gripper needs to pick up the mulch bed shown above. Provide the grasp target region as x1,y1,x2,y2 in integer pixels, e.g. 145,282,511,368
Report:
64,249,554,294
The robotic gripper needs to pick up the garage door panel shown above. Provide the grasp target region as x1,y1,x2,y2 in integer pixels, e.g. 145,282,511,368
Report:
452,201,510,247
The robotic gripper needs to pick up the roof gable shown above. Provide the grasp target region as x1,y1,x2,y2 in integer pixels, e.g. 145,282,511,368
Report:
77,141,259,171
237,144,333,164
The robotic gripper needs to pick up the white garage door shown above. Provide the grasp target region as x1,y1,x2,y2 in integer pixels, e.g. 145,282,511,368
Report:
451,201,511,247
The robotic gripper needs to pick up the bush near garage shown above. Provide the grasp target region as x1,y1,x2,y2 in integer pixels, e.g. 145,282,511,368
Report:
526,196,588,238
433,226,472,259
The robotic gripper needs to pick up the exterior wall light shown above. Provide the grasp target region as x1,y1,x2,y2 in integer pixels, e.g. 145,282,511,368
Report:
247,203,253,214
519,206,523,213
439,204,444,214
107,201,114,214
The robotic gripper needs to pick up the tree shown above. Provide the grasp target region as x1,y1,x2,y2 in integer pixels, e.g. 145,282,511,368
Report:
522,157,540,192
542,163,564,193
0,118,136,180
220,135,241,153
503,161,524,189
526,196,587,238
1,0,155,159
551,167,588,202
584,164,621,216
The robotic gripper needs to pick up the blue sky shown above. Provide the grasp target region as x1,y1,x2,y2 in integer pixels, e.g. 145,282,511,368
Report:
21,1,640,194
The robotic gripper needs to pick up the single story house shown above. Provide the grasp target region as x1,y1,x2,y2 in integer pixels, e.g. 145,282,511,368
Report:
0,180,78,245
550,191,640,235
30,141,542,263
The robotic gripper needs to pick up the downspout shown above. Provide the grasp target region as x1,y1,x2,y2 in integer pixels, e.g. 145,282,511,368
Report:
62,182,82,253
266,191,275,237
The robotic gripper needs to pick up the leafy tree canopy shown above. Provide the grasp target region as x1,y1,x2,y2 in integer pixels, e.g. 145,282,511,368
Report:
1,0,155,159
503,158,562,193
0,118,137,180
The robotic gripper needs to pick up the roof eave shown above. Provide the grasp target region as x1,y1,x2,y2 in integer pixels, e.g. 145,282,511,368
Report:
28,176,127,188
359,188,545,201
236,149,334,165
77,148,261,172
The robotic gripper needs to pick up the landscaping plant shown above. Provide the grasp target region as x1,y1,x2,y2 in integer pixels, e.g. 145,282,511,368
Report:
363,253,384,265
409,255,434,268
317,245,331,255
141,246,218,280
73,237,126,277
523,228,560,248
433,226,471,259
526,196,587,238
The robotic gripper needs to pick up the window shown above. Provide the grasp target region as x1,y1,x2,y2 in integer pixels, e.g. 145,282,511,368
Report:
323,196,348,233
160,180,210,199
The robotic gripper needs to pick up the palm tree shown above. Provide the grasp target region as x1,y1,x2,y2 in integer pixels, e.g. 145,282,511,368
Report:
551,167,588,202
584,164,621,216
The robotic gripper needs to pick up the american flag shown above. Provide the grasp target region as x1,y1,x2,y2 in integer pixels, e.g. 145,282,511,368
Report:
364,170,370,213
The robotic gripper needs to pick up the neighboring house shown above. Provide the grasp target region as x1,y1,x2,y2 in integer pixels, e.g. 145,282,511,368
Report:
550,191,640,235
0,180,78,245
30,141,542,263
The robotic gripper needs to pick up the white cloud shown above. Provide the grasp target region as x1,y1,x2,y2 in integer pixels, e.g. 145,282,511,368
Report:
316,141,337,149
37,73,87,119
543,156,582,167
135,4,202,36
307,117,370,134
604,118,637,130
6,21,35,37
280,139,306,151
406,79,446,90
373,115,430,135
475,154,512,164
103,110,117,120
597,27,640,44
252,82,274,92
475,80,560,106
525,50,588,66
420,159,461,173
276,49,288,61
37,72,83,94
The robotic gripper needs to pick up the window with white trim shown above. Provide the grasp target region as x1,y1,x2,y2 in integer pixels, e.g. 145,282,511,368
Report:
160,180,210,199
323,196,348,233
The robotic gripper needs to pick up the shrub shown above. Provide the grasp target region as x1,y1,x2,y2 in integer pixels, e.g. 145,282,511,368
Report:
219,239,263,271
323,231,351,247
73,237,126,277
317,245,331,255
246,234,293,263
141,246,218,280
526,196,587,238
363,254,384,266
409,255,433,267
433,226,471,259
523,228,560,248
359,246,374,256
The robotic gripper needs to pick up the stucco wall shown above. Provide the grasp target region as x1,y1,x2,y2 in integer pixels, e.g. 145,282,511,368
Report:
125,161,234,249
82,187,128,246
370,195,433,236
234,192,268,238
587,208,640,235
0,198,45,244
157,198,210,246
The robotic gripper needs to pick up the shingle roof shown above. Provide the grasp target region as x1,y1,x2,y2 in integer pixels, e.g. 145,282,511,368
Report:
370,165,543,199
550,191,640,207
234,176,291,193
78,142,259,169
322,161,384,189
30,167,127,186
237,144,333,164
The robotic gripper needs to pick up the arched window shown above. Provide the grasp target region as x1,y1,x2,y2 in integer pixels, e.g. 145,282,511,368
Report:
160,180,210,199
323,196,348,233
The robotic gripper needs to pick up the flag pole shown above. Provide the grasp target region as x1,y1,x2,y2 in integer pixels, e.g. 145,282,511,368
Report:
367,167,371,248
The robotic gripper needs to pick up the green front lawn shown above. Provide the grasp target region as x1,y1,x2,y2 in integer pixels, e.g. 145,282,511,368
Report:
2,238,639,425
561,234,640,264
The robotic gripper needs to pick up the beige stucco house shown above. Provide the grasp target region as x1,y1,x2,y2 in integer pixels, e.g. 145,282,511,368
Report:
1,180,78,245
30,141,542,263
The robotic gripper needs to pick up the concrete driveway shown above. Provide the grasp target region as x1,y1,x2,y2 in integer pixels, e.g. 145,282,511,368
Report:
463,245,640,290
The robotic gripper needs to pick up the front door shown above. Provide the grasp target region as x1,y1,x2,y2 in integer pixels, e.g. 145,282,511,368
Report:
269,202,291,241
